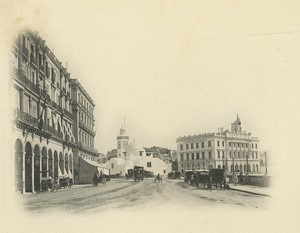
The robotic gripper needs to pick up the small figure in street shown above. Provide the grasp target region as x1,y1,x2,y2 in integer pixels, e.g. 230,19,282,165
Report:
223,170,229,190
238,171,244,185
190,174,195,186
93,171,98,186
232,172,238,186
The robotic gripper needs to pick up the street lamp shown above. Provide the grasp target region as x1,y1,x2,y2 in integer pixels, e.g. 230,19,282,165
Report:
246,154,248,175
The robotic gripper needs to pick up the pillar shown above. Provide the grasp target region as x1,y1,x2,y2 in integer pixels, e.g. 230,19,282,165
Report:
31,154,35,193
22,152,26,194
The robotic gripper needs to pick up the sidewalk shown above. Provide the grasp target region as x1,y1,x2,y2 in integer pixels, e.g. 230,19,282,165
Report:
229,184,271,197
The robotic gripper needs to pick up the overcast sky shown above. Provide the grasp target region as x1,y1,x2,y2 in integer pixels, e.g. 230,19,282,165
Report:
3,0,300,157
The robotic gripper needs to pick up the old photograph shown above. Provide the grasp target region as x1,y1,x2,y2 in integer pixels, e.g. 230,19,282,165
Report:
1,1,300,233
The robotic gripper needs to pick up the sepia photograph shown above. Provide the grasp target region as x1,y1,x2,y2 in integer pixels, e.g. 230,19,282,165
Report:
1,0,300,233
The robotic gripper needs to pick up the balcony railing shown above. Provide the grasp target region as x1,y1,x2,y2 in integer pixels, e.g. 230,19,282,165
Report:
14,109,39,127
15,69,34,91
79,122,96,136
78,142,98,154
64,109,73,119
44,124,63,139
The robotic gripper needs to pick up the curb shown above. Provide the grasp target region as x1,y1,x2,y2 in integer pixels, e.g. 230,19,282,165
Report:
229,187,270,197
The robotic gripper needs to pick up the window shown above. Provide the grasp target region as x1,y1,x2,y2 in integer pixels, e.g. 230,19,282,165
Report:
147,162,152,168
256,152,258,159
186,144,189,150
201,152,205,159
222,141,224,147
23,95,30,114
208,151,212,159
229,142,232,147
217,141,220,147
229,151,232,158
191,143,194,149
196,153,199,160
180,154,184,161
208,141,211,147
186,153,189,161
252,144,254,149
246,143,248,148
255,144,257,149
31,100,37,118
238,152,240,158
242,143,244,148
191,153,194,160
14,89,20,109
111,163,114,169
201,142,204,148
196,143,199,149
217,150,220,158
238,143,240,147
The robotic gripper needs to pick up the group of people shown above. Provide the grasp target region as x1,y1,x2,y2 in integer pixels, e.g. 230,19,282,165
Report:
93,170,106,186
231,171,244,186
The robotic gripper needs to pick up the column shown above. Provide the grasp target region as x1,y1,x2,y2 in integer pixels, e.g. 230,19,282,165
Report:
31,154,35,193
22,152,26,194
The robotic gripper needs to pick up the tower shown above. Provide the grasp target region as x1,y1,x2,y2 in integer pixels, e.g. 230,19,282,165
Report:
117,119,129,158
231,114,242,133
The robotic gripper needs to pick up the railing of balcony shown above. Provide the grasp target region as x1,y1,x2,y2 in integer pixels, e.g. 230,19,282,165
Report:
14,109,39,126
30,54,36,64
78,142,98,154
79,122,96,136
64,110,73,119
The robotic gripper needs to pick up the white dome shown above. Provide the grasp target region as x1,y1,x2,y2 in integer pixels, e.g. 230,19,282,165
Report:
126,142,146,158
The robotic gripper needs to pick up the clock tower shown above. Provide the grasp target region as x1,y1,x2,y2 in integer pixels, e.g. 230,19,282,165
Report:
117,119,129,158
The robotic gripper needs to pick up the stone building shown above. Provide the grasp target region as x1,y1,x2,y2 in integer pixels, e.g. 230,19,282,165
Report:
70,79,99,184
176,115,260,175
12,30,76,193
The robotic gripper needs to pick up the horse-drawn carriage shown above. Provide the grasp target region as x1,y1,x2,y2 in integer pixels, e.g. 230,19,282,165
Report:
168,171,181,179
41,177,53,192
208,169,225,189
194,170,210,188
59,176,73,188
133,166,144,182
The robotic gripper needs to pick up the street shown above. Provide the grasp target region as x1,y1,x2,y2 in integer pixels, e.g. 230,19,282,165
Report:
18,178,269,214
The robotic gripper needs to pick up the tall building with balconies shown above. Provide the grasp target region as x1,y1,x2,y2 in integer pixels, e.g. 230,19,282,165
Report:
70,79,98,184
176,115,260,175
12,30,76,193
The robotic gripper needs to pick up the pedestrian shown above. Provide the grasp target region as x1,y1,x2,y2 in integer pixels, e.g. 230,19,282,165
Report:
232,172,238,186
93,171,98,186
190,174,195,186
238,171,244,185
223,170,229,190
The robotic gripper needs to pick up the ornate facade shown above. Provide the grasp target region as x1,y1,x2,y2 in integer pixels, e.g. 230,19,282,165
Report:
12,30,76,193
177,115,260,175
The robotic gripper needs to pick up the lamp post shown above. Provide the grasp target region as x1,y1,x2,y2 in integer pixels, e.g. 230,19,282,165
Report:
246,154,248,175
232,157,235,174
222,156,225,170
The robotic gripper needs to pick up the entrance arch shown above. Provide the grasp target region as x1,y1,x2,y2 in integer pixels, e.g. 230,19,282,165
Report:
25,142,32,193
15,139,23,193
33,145,40,192
65,153,69,174
48,149,53,177
59,152,64,175
41,147,47,178
69,154,73,174
54,151,58,178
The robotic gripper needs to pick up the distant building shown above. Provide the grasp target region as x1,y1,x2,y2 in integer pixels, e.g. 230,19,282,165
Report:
70,79,99,184
176,115,260,175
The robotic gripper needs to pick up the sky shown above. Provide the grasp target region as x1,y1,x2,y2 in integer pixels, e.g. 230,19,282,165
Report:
2,0,300,158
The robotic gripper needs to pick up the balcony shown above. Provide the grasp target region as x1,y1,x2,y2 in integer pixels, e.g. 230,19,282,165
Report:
79,122,96,136
15,69,34,91
64,109,74,119
78,142,98,154
57,104,63,113
14,109,39,127
44,124,63,139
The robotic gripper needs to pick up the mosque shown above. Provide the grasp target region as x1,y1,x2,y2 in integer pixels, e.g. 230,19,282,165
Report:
103,122,171,177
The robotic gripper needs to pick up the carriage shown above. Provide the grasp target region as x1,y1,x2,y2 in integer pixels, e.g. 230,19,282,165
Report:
184,170,195,184
208,169,224,189
133,166,144,182
59,176,72,188
168,171,181,179
41,177,53,192
194,170,210,188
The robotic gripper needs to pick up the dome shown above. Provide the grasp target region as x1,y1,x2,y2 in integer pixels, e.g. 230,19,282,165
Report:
126,142,146,158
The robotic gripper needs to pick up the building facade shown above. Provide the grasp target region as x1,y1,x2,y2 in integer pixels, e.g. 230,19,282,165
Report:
70,79,98,184
12,30,76,193
176,115,260,175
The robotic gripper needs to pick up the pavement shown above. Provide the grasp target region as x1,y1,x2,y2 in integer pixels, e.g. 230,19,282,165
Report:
228,183,271,196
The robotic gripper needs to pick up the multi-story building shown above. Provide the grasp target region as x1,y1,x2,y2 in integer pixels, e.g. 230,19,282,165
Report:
176,115,260,175
12,30,76,193
70,79,98,184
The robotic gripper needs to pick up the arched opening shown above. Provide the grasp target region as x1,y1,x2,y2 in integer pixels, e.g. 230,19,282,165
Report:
209,165,213,170
217,165,221,169
222,164,225,170
59,152,64,175
48,149,53,177
239,164,243,173
15,139,23,193
235,164,238,172
256,164,259,172
65,153,69,174
25,142,32,193
252,164,255,173
54,151,58,178
231,164,234,172
41,147,47,178
244,164,247,173
69,154,73,174
248,164,251,173
33,145,40,192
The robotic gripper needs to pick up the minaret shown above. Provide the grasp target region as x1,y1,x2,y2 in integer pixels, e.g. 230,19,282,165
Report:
117,118,129,158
